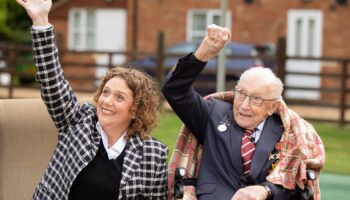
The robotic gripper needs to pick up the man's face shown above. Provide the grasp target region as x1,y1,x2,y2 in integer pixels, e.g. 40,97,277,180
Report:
233,76,278,130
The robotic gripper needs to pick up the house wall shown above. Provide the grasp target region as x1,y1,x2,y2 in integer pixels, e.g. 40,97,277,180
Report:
50,0,127,50
133,0,350,104
135,0,220,53
134,0,350,58
50,0,350,58
323,4,350,57
49,0,128,91
49,0,350,102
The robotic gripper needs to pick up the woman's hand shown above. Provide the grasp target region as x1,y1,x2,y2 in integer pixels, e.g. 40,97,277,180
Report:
16,0,52,26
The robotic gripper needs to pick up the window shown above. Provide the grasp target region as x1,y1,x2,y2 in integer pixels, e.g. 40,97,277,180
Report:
187,9,231,41
69,9,96,50
67,8,127,85
286,10,323,100
68,8,126,53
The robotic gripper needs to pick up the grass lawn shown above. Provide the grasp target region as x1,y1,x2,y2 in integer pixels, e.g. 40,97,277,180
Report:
313,122,350,175
152,111,183,157
152,111,350,175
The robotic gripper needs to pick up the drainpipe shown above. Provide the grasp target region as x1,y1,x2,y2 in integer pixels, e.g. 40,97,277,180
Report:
131,0,138,60
216,0,227,92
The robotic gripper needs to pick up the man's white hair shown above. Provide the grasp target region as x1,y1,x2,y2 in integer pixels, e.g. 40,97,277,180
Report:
238,67,284,99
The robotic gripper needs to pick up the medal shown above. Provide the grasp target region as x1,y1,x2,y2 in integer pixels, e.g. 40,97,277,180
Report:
218,124,227,132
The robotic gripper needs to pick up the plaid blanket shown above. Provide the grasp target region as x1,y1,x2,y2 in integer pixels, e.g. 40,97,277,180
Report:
167,91,325,200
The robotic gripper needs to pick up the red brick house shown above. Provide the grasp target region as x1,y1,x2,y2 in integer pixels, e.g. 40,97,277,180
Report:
50,0,350,55
50,0,350,100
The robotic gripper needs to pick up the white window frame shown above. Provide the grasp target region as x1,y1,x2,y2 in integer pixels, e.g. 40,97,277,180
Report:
68,8,96,51
287,10,323,58
285,9,324,100
187,9,231,41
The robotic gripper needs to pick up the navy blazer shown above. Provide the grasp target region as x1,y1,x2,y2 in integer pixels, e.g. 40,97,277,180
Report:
162,53,295,199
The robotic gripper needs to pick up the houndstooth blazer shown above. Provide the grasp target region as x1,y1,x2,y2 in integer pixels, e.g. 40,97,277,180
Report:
31,27,168,200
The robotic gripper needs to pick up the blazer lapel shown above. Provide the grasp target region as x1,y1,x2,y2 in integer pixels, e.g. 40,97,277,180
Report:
120,136,144,186
250,115,283,178
230,122,245,174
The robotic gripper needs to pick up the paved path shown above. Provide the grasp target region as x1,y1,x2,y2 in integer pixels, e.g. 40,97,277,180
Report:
320,173,350,199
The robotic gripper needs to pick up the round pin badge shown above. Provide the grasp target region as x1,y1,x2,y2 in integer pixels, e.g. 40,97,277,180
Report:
218,124,227,132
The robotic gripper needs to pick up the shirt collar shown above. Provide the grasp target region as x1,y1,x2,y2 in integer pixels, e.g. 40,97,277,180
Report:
96,122,127,160
256,120,266,132
251,120,266,143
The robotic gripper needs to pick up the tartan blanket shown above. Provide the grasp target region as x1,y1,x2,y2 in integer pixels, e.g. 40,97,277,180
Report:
167,91,325,200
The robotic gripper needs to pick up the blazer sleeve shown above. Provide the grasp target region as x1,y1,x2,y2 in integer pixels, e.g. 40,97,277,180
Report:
151,145,169,198
264,182,296,200
31,27,81,133
162,53,211,144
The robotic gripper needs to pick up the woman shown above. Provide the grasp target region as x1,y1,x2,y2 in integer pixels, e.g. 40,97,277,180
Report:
16,0,168,199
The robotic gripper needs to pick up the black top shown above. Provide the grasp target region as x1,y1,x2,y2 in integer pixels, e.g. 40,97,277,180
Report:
68,141,125,200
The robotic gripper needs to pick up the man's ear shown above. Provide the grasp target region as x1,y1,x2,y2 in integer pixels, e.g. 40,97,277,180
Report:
268,100,280,116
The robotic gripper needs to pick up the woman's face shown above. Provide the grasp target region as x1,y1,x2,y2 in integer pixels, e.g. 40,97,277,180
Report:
96,77,134,130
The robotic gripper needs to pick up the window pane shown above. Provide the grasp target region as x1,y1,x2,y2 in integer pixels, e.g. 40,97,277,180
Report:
189,10,231,41
308,19,315,56
74,33,80,47
213,15,221,25
87,10,95,31
86,33,95,49
192,14,206,31
295,19,302,56
71,10,81,49
74,12,81,28
86,10,96,49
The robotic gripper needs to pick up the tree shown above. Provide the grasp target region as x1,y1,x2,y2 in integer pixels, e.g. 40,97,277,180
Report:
0,0,60,43
0,0,11,40
0,0,32,43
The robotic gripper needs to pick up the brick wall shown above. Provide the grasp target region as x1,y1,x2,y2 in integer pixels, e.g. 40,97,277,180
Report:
50,0,350,58
49,0,350,97
133,0,350,58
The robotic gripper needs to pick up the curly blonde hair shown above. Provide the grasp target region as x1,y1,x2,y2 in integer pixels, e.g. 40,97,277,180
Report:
94,66,161,139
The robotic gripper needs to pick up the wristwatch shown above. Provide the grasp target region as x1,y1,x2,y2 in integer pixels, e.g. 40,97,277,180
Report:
261,182,273,199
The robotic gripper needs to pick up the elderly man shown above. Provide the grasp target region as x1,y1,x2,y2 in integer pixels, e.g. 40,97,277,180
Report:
162,24,324,200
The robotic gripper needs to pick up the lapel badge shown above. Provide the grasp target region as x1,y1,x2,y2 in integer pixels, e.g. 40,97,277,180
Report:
218,124,227,132
217,115,230,133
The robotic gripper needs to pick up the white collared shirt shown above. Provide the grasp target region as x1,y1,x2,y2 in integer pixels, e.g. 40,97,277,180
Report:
251,120,266,143
96,122,127,160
